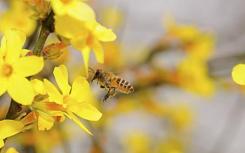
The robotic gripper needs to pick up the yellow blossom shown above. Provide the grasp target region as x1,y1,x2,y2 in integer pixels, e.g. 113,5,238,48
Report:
232,64,245,85
185,34,215,61
164,16,200,43
35,65,102,134
71,21,116,75
101,7,123,30
164,16,200,42
125,132,150,153
52,0,116,75
167,104,193,130
0,0,37,36
0,29,44,105
0,120,24,148
177,56,215,96
154,137,184,153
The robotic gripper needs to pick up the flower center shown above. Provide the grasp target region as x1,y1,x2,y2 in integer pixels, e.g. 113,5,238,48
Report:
86,34,94,47
1,64,13,77
60,0,72,4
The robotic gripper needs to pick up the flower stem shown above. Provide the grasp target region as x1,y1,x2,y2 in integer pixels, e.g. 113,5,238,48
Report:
33,11,54,56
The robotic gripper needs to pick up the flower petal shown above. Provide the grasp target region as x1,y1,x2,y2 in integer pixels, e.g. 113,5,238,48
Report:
0,120,24,139
65,111,92,135
94,23,116,42
68,102,102,121
8,76,34,105
37,111,55,131
232,64,245,85
30,79,46,95
53,65,71,95
51,0,95,21
68,1,95,22
14,56,43,77
55,15,88,39
92,40,104,63
4,29,26,63
43,79,63,104
70,76,93,102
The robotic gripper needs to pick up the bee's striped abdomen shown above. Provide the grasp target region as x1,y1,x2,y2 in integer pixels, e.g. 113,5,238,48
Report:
113,77,134,94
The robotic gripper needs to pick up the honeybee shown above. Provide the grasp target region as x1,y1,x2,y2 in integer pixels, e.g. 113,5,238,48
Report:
89,68,134,101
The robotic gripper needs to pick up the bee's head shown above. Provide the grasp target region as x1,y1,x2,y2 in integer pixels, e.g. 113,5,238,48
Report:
91,69,102,82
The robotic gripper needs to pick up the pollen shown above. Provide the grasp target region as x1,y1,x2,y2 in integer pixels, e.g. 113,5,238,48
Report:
1,64,13,77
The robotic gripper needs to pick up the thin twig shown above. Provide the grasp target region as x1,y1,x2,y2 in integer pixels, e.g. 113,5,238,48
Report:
33,11,54,56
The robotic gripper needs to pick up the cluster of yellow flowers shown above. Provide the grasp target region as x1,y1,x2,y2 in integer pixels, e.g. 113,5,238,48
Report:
165,18,215,96
0,0,117,150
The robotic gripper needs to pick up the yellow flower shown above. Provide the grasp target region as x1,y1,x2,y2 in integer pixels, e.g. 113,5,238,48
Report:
0,29,44,105
232,64,245,85
71,21,116,75
164,16,200,43
52,0,95,40
101,7,123,30
154,137,184,153
40,65,102,134
185,34,215,61
125,132,150,153
0,0,37,36
5,147,19,153
52,0,116,75
177,56,215,96
168,104,193,130
0,120,24,148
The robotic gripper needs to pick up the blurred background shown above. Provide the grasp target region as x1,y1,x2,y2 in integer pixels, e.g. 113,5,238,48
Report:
1,0,245,153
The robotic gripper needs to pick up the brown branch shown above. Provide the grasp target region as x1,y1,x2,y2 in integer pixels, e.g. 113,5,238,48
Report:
33,11,54,56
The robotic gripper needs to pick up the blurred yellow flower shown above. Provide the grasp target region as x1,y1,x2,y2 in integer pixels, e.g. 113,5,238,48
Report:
232,64,245,85
0,120,24,149
165,16,200,43
103,42,124,69
177,56,215,96
39,65,102,134
5,147,19,153
101,7,123,30
168,104,193,130
0,29,44,105
185,34,215,61
0,0,37,36
125,132,150,153
154,137,184,153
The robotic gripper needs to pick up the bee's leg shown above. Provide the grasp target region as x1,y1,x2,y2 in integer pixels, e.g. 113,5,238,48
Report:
103,88,116,102
100,85,105,88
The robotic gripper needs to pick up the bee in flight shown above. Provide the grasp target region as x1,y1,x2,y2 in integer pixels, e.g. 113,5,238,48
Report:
89,68,134,102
